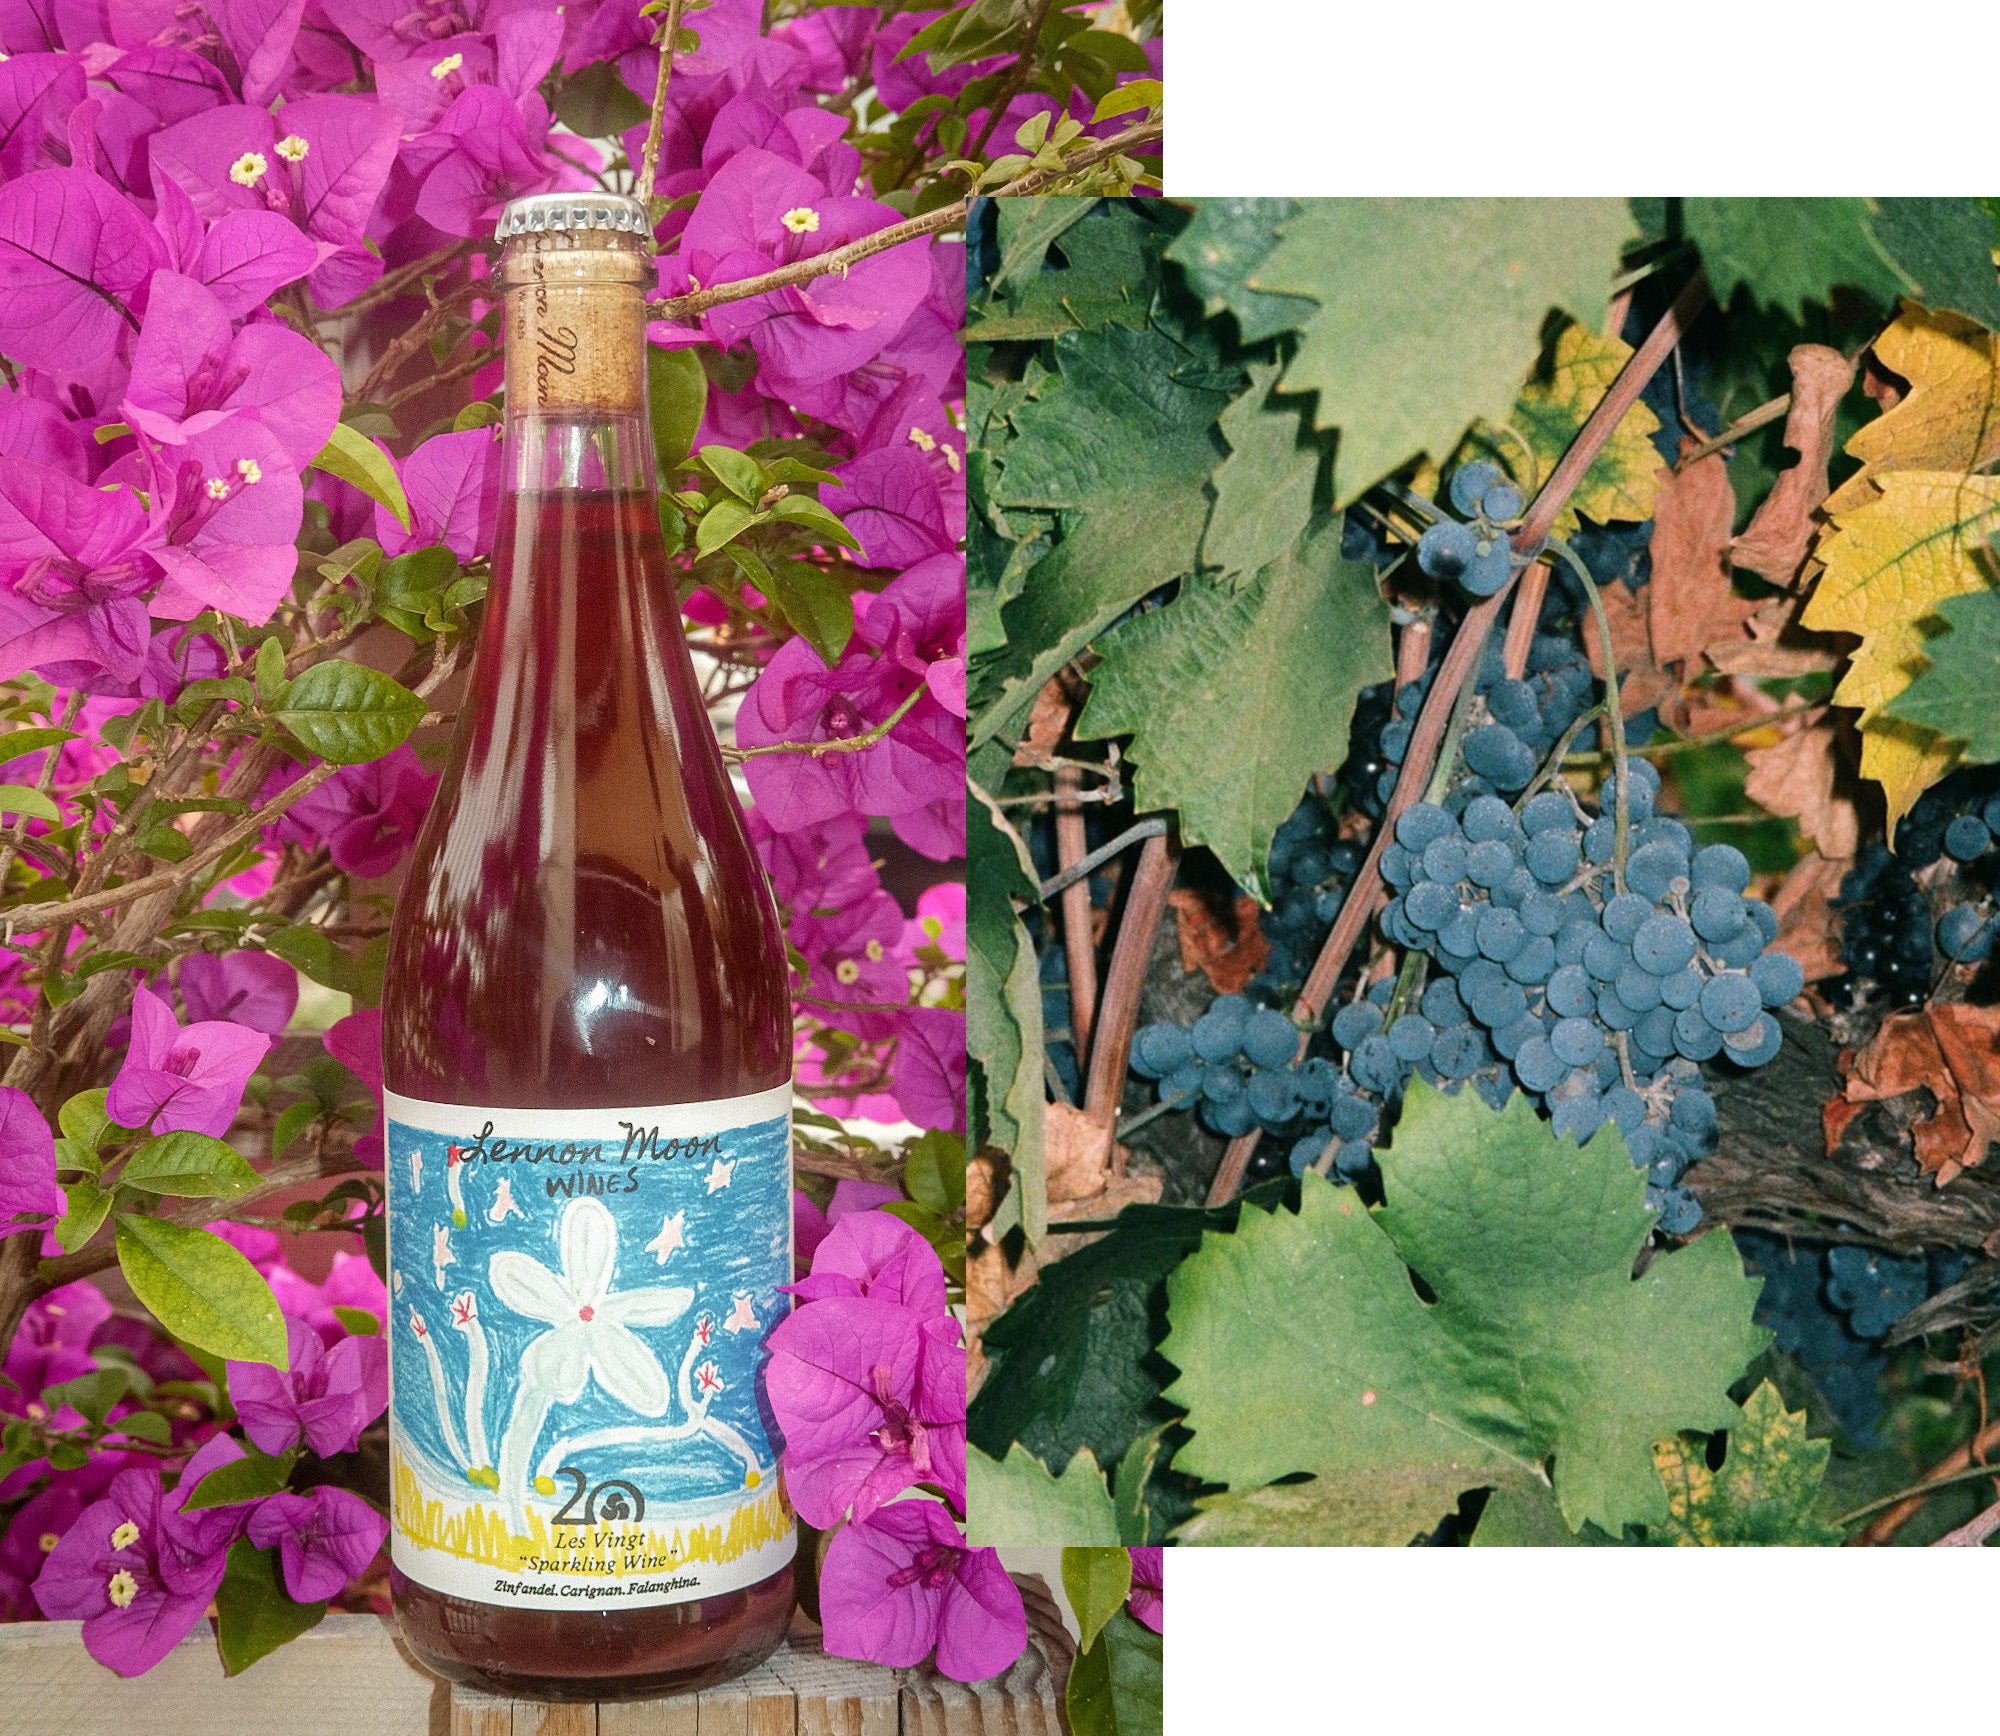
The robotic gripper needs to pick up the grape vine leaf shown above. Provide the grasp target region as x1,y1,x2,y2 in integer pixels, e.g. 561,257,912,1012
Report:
1469,1483,1617,1545
1464,321,1663,537
1683,198,1906,317
1250,199,1635,502
1077,516,1393,900
1824,309,2000,516
1161,1081,1768,1544
1802,470,2000,828
966,1443,1121,1546
1201,359,1323,586
968,318,1237,748
968,198,1169,343
967,782,1046,1243
1867,198,2000,332
1649,1379,1845,1545
1162,197,1317,346
1885,586,2000,760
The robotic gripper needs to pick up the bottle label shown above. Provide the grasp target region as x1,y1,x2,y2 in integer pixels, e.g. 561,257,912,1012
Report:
383,1085,796,1611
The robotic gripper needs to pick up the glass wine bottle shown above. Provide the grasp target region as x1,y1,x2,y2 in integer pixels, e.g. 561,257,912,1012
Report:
382,191,796,1701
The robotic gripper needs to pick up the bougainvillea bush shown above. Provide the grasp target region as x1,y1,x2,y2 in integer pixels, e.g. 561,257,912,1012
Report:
967,196,2000,1555
0,0,1160,1686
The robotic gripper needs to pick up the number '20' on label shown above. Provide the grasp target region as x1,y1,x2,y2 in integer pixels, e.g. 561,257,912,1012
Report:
383,1086,796,1610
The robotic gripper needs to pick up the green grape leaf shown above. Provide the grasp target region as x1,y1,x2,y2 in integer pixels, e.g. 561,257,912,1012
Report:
966,1444,1120,1546
1112,1421,1172,1547
1649,1379,1845,1546
309,424,410,532
115,1214,288,1369
1163,1081,1769,1543
120,1131,262,1200
1062,1546,1134,1656
1470,1483,1618,1546
967,786,1045,1243
1066,1611,1164,1736
1882,585,2000,760
213,1540,326,1676
274,663,425,765
1201,359,1323,586
1255,199,1635,500
968,317,1235,747
1684,198,1905,317
968,198,1171,343
1867,198,2000,331
1163,198,1318,346
1077,517,1393,900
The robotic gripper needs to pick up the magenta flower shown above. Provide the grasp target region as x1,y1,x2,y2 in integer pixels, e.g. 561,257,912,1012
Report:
275,743,439,877
794,1188,832,1273
155,1431,260,1591
373,429,500,562
228,1316,389,1458
788,1209,948,1317
828,1178,904,1220
765,1294,965,1527
148,172,319,321
322,1008,383,1168
0,168,166,376
0,1084,62,1237
246,1485,388,1603
270,1249,388,1345
0,51,83,179
824,445,957,570
1126,1547,1162,1634
893,1007,968,1137
3,1279,113,1408
178,950,298,1036
32,1465,221,1677
818,1500,1026,1684
105,984,270,1138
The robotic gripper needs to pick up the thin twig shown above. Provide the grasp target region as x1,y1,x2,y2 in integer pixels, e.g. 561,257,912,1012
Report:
1055,762,1097,1058
1204,271,1711,1206
1038,818,1170,901
336,240,473,318
1082,835,1175,1125
647,121,1163,325
1933,1498,2000,1546
1854,1419,2000,1543
1675,392,1790,469
1564,698,1822,764
0,691,84,888
634,0,687,205
723,682,925,762
970,0,1056,159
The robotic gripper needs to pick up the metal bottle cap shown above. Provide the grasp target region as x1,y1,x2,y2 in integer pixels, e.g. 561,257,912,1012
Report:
493,192,652,244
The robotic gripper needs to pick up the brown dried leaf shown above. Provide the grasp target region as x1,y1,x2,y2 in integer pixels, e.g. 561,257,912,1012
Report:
1703,593,1845,678
967,1152,997,1230
1586,578,1675,716
1649,438,1752,667
1731,345,1858,584
1842,1003,2000,1182
1769,849,1848,983
1167,888,1270,994
1742,710,1860,859
1043,1099,1115,1203
1014,674,1072,767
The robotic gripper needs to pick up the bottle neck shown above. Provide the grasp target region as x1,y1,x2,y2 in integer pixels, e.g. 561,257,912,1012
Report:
499,412,655,497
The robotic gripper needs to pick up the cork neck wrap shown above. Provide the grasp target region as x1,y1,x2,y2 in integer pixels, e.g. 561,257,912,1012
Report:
500,227,650,417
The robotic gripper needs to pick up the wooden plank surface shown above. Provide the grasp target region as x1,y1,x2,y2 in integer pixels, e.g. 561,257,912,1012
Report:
0,1580,1071,1736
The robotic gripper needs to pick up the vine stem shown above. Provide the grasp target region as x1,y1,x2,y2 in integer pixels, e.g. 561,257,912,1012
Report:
1082,834,1176,1125
0,689,84,888
1851,1419,2000,1543
633,0,687,206
1547,535,1632,894
648,120,1162,324
1204,269,1710,1206
1056,761,1097,1058
970,0,1056,159
1037,817,1167,900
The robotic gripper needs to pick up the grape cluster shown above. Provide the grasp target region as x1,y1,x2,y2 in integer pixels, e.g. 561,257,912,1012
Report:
1253,798,1361,1003
1736,1232,1890,1445
1824,1244,1929,1338
1414,461,1523,598
1834,845,1933,1008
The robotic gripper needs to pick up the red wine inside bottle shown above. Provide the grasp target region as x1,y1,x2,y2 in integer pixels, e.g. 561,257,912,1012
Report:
382,191,796,1701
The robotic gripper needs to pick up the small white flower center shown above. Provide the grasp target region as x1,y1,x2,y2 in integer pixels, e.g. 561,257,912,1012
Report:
205,478,230,501
430,52,463,79
110,1521,140,1550
943,446,960,473
236,458,263,485
864,939,884,961
38,1532,60,1553
907,426,936,452
275,134,309,163
835,959,861,984
780,206,820,235
229,151,268,188
106,1570,138,1608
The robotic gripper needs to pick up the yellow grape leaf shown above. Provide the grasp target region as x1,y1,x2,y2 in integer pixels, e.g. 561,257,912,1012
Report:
1804,469,2000,827
1824,308,2000,516
1463,320,1663,537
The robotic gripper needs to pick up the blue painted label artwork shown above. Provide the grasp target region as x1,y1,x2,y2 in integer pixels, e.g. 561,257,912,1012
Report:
383,1085,796,1609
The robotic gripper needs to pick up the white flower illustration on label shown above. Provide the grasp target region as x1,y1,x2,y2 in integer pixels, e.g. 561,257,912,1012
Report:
490,1196,693,1525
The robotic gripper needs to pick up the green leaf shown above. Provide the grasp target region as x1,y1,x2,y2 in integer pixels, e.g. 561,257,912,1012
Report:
1163,1081,1769,1543
1094,78,1160,123
331,1304,380,1336
1683,198,1906,318
1649,1379,1845,1546
186,1446,296,1510
966,1444,1120,1546
1201,359,1322,586
120,1131,262,1200
1255,199,1635,500
1066,1611,1163,1736
0,783,59,824
757,560,855,668
550,57,651,136
701,444,766,504
274,662,426,765
1867,198,2000,331
1113,1422,1172,1547
310,424,410,533
649,346,708,476
451,400,502,433
42,1367,130,1426
58,1087,115,1151
0,727,78,760
115,1214,288,1369
767,493,861,551
271,1100,320,1161
695,496,762,556
1062,1547,1134,1655
374,546,458,640
262,924,385,1004
214,1540,326,1676
254,636,289,709
970,318,1235,747
966,788,1045,1243
108,1408,173,1445
986,197,1098,294
968,199,1171,343
1163,197,1318,346
902,1128,966,1217
1883,585,2000,759
1078,517,1394,899
1470,1482,1618,1546
54,1179,111,1254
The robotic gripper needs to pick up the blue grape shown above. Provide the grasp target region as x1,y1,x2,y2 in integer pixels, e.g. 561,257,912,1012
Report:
1602,894,1653,943
1722,1011,1782,1067
1689,886,1747,942
1612,963,1663,1012
1201,1063,1244,1104
1432,1023,1488,1078
1388,1014,1437,1064
1449,461,1505,516
1463,795,1517,842
1463,724,1535,788
1631,914,1697,976
1937,903,1995,963
1671,1006,1724,1061
1505,935,1557,985
1698,971,1763,1035
1162,1061,1205,1104
1481,482,1524,521
1521,791,1574,837
1396,802,1455,850
1653,1187,1703,1237
1550,1016,1605,1067
1582,931,1630,983
1465,838,1516,887
1242,1008,1300,1068
1690,843,1751,893
1192,995,1250,1060
1547,963,1594,1018
1417,518,1476,581
1330,1092,1378,1141
1421,833,1469,884
1131,1022,1192,1077
1421,978,1469,1027
1289,1129,1332,1178
1749,950,1805,1006
1351,1033,1402,1094
1944,814,1991,862
1332,1001,1383,1051
1487,679,1540,729
1476,905,1527,962
1626,840,1690,901
1526,831,1580,885
1514,1035,1566,1092
1247,1069,1300,1123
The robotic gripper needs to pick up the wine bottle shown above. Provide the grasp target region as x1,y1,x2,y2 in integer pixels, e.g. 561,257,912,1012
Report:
382,191,796,1701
